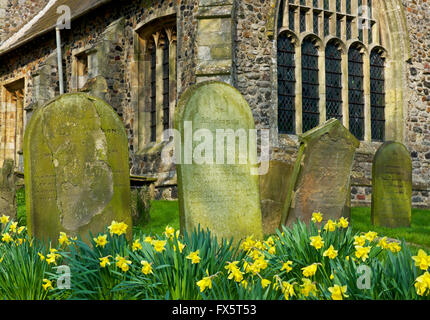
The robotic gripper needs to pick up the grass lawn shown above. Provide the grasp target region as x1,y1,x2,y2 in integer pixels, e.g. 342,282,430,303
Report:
137,201,430,251
16,187,430,251
351,206,430,250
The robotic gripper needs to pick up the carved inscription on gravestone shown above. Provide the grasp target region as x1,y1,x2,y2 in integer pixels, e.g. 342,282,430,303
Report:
175,81,263,241
282,119,360,226
24,93,132,243
371,141,412,228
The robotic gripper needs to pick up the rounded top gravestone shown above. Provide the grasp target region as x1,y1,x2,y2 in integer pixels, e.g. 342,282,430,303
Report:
175,81,263,242
371,141,412,228
24,93,132,243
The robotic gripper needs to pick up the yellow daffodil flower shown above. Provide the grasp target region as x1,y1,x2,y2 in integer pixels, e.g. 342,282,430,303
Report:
302,263,318,277
261,279,271,288
144,236,154,244
337,217,349,229
311,212,323,223
99,256,111,268
323,245,338,259
364,231,378,242
164,225,175,239
108,221,128,236
310,235,324,250
281,261,293,273
300,278,317,297
196,269,214,292
1,233,12,243
42,279,53,291
115,255,132,272
0,215,9,225
412,249,430,271
324,219,337,232
414,272,430,296
354,235,367,247
58,232,71,246
328,284,348,300
152,240,167,253
388,242,401,253
354,246,371,262
132,239,143,251
141,260,153,275
93,234,108,248
186,250,201,264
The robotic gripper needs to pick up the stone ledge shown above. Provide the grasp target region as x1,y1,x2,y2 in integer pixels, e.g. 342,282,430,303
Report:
197,4,233,19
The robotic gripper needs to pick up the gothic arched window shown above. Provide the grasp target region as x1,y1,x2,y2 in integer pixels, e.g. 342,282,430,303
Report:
277,33,296,134
276,0,387,141
348,45,365,140
302,38,319,132
325,42,342,121
370,49,385,141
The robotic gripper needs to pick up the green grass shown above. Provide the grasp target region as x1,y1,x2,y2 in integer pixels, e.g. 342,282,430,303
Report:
15,188,430,251
134,200,180,236
351,207,430,250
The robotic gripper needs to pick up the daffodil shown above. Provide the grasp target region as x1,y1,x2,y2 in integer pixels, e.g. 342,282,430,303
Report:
141,260,153,275
364,231,378,242
311,211,323,223
324,219,337,232
414,272,430,296
99,256,111,268
164,225,175,239
58,232,71,246
42,279,53,291
302,263,318,277
281,261,293,273
152,240,167,253
261,279,271,288
38,252,45,261
144,236,154,244
225,261,240,273
323,245,338,259
115,255,132,272
355,246,371,262
412,249,430,271
17,226,25,234
94,234,108,248
173,241,186,253
46,248,60,265
300,278,317,297
1,233,12,243
328,284,348,300
9,222,18,233
337,217,349,228
354,235,366,247
196,269,214,292
240,236,256,252
0,215,9,225
310,235,324,250
132,239,143,251
108,221,128,236
186,250,201,264
227,267,244,282
281,281,295,300
388,242,401,253
377,237,389,249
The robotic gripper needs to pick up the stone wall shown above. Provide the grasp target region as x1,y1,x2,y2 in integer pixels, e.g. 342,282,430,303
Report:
0,0,50,44
0,0,429,207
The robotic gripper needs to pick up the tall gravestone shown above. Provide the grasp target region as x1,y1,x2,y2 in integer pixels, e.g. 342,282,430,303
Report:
259,160,293,235
282,119,360,226
175,81,263,241
0,159,17,221
24,93,132,243
371,141,412,228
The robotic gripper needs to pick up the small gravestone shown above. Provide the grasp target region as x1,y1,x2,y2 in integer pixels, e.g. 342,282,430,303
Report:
175,81,263,241
0,159,17,221
371,141,412,228
259,160,293,235
282,119,360,226
24,93,132,243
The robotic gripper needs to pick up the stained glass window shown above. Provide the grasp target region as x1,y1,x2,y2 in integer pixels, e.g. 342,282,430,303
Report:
150,43,157,142
325,43,342,121
370,50,385,141
348,45,365,140
302,39,320,132
278,34,296,134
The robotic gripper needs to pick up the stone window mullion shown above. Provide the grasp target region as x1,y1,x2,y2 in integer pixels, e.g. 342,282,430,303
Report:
296,42,303,134
166,29,177,131
155,34,165,143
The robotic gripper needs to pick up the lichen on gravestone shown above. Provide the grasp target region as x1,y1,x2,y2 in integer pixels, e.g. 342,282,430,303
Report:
24,93,132,244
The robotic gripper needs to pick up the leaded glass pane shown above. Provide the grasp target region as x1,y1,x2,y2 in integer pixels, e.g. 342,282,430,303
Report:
346,0,351,14
300,10,306,32
336,0,341,12
300,0,305,5
348,46,364,140
313,12,319,34
150,43,157,142
313,0,319,7
302,39,319,132
324,0,329,10
325,43,342,121
289,8,295,30
162,38,170,131
346,18,352,39
368,25,373,44
370,50,385,141
336,16,342,38
358,22,363,41
278,34,296,134
324,14,330,37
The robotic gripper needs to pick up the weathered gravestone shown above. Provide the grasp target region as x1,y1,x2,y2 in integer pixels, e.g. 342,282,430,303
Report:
175,81,263,241
259,160,293,235
0,159,17,221
24,93,132,243
371,141,412,228
282,119,360,226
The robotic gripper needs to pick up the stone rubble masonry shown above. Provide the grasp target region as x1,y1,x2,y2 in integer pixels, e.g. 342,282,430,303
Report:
0,0,429,207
